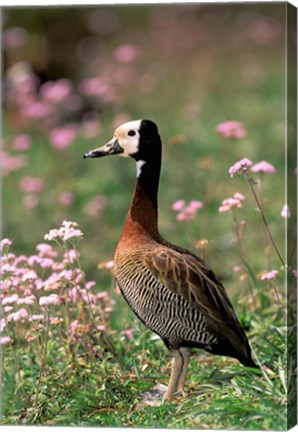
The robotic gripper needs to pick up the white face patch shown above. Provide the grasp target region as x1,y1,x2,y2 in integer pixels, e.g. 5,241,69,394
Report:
114,120,142,157
136,160,146,177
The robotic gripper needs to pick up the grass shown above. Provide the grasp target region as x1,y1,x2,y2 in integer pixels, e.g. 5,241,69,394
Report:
2,319,288,429
2,3,296,430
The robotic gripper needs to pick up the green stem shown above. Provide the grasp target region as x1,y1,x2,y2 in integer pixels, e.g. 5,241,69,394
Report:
271,281,286,320
245,175,285,268
35,309,50,408
232,209,254,299
258,175,271,270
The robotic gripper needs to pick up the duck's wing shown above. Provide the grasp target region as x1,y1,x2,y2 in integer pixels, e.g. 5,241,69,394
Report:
143,244,254,364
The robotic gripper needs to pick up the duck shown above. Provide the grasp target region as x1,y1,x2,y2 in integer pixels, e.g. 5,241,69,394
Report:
83,119,258,400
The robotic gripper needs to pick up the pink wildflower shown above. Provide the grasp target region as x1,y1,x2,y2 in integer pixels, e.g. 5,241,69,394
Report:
189,200,204,210
122,329,134,340
39,294,61,306
177,212,187,221
260,270,278,280
251,161,276,174
281,204,290,218
40,79,73,103
229,158,253,177
12,134,32,151
17,295,36,305
172,200,186,211
233,265,242,273
114,44,140,63
2,294,19,305
233,192,245,201
22,270,38,281
96,291,108,299
1,151,28,175
0,336,12,345
81,119,101,138
50,124,77,150
172,199,204,222
83,195,107,217
1,263,17,274
59,191,74,206
79,78,115,101
21,101,52,119
36,243,57,258
7,308,28,322
14,255,28,265
27,254,42,266
1,238,12,250
64,249,79,264
86,281,96,290
219,193,245,213
215,121,247,139
39,258,54,268
19,176,44,194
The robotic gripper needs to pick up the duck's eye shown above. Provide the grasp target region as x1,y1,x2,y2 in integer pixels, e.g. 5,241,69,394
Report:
128,130,136,137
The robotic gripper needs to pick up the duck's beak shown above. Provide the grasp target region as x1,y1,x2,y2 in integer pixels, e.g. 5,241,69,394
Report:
83,137,123,159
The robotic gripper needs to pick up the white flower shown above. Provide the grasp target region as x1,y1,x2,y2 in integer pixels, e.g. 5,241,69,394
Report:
39,294,61,306
22,270,38,281
2,294,19,305
281,204,290,218
44,221,83,242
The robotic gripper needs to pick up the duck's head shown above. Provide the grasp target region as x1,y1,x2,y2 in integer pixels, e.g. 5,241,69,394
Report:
83,119,161,174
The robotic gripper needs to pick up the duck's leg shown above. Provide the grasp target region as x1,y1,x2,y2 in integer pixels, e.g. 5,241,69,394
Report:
164,349,184,400
176,347,191,395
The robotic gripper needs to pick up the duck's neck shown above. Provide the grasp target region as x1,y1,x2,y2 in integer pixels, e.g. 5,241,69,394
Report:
124,156,161,241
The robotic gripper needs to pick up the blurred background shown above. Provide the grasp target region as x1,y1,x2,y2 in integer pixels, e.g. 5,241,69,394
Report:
2,3,295,292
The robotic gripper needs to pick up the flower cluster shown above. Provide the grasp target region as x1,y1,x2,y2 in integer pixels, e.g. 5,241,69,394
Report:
1,150,28,176
50,124,78,150
1,223,114,347
229,158,253,177
172,199,204,222
219,192,245,213
44,220,83,243
251,161,276,174
260,270,278,280
215,121,246,139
